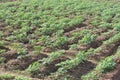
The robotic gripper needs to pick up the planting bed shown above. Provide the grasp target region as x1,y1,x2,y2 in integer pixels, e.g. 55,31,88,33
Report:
0,0,120,80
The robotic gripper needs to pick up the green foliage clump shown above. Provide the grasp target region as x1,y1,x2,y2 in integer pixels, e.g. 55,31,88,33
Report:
0,74,14,80
0,57,6,64
15,76,32,80
42,50,65,65
103,32,120,45
26,61,40,73
57,49,94,74
95,56,116,73
82,56,116,80
80,33,96,45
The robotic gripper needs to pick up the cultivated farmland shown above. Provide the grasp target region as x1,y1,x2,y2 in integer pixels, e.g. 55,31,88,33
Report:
0,0,120,80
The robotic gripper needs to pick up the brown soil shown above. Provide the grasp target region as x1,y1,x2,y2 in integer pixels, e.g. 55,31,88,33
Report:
1,16,120,80
77,45,90,51
64,26,93,37
0,46,9,51
69,61,96,80
64,21,94,38
70,30,115,51
100,60,120,80
92,28,108,35
54,43,70,50
96,30,117,41
100,44,119,57
89,41,120,63
64,23,87,33
43,47,53,53
0,23,7,29
0,67,40,80
90,30,117,49
0,50,18,62
64,50,78,58
69,36,83,44
3,30,12,36
32,56,68,79
66,28,116,52
24,44,34,52
5,53,48,70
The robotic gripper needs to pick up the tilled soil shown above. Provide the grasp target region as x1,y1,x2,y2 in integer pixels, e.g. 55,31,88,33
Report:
0,13,120,80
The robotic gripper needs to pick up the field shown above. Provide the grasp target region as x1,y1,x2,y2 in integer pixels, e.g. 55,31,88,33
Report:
0,0,120,80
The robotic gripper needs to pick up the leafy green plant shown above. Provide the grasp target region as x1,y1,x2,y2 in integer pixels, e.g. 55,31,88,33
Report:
103,32,120,45
0,40,6,46
115,46,120,58
52,36,69,48
0,49,6,54
96,56,116,73
15,76,32,80
26,61,40,73
79,33,96,45
0,31,3,38
99,22,111,28
11,43,23,49
81,71,98,80
57,49,94,74
113,23,120,31
42,50,65,65
0,74,14,80
82,56,116,80
0,57,6,64
34,45,42,53
17,48,28,58
68,16,84,26
15,32,29,43
69,44,78,50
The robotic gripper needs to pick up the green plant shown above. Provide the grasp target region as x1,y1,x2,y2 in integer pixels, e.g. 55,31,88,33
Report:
99,22,111,28
82,56,116,80
96,56,116,73
81,71,98,80
11,43,23,49
0,49,6,54
103,32,120,45
69,44,78,50
113,23,120,31
80,33,96,45
15,76,32,80
0,57,6,64
26,61,40,73
17,48,28,58
34,45,42,53
42,50,65,65
52,36,69,48
68,16,84,26
0,31,3,38
15,32,29,43
57,49,94,74
115,46,120,58
0,40,6,46
0,74,14,80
